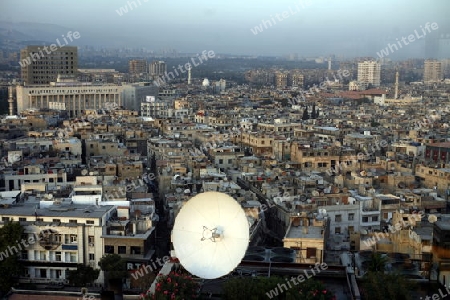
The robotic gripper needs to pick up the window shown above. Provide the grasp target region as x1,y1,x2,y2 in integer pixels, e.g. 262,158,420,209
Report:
19,217,26,222
372,216,378,222
348,226,354,233
2,217,10,222
88,236,94,244
21,251,28,260
118,246,126,254
335,227,341,234
70,235,77,243
218,159,223,164
36,218,43,222
105,245,114,254
130,246,141,255
348,213,354,221
362,217,368,223
69,219,77,224
40,251,46,261
306,248,316,258
53,219,60,223
55,234,62,243
55,252,61,261
70,253,77,263
89,253,95,261
335,215,342,222
86,220,94,225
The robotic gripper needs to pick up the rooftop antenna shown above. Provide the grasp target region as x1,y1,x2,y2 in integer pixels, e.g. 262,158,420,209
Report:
172,191,249,279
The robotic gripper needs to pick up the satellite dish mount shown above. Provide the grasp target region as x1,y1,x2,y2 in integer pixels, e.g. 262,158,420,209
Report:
201,226,223,242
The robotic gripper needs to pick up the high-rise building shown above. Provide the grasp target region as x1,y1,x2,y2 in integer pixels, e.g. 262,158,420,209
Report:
149,61,167,76
129,59,148,74
275,71,288,89
20,46,78,85
357,61,381,87
423,59,442,82
288,70,304,87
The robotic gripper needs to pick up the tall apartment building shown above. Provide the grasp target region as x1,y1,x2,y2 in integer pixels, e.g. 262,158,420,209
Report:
20,46,78,85
129,59,148,74
288,70,304,87
357,61,381,87
423,59,443,82
275,71,288,89
149,61,167,76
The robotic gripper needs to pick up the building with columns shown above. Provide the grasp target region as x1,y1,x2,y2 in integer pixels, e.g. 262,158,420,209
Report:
14,78,123,117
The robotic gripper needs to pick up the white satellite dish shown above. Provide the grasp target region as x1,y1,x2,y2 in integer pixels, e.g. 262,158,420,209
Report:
172,192,249,279
428,214,438,223
295,171,301,176
81,169,88,176
48,193,53,199
176,188,183,194
360,229,368,235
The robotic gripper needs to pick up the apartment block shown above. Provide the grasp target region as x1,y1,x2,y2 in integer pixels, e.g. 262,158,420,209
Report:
20,46,78,85
357,61,381,87
424,60,443,82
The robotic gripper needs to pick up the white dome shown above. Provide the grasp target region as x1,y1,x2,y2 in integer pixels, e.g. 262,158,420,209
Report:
202,78,210,86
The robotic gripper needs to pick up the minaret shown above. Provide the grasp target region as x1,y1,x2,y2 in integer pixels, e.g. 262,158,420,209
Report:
8,85,14,116
394,71,399,99
328,57,332,70
188,65,192,85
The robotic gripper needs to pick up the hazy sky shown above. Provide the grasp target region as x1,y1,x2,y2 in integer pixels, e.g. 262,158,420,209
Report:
1,0,449,57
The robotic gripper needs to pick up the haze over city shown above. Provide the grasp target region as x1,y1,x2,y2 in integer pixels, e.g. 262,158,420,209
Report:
1,1,450,300
1,0,449,57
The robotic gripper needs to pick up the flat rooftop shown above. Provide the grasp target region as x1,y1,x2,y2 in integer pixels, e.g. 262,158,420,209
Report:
285,225,323,239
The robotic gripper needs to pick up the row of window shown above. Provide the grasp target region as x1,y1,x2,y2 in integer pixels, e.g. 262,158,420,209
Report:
10,217,94,225
333,214,378,222
104,245,142,255
22,250,78,262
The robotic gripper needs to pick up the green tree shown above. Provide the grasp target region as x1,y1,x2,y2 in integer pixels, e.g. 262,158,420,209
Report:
311,103,316,119
0,222,24,294
222,276,335,300
361,272,414,300
98,254,128,297
67,264,100,287
302,107,309,120
367,252,388,272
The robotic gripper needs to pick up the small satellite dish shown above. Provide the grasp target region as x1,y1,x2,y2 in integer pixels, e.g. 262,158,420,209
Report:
295,171,301,176
360,229,368,235
360,171,367,177
428,214,438,223
177,143,182,147
172,192,249,279
312,190,319,196
81,169,88,176
176,188,183,194
48,193,53,199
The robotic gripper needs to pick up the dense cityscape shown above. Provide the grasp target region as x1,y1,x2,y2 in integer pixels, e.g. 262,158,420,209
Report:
1,1,450,300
